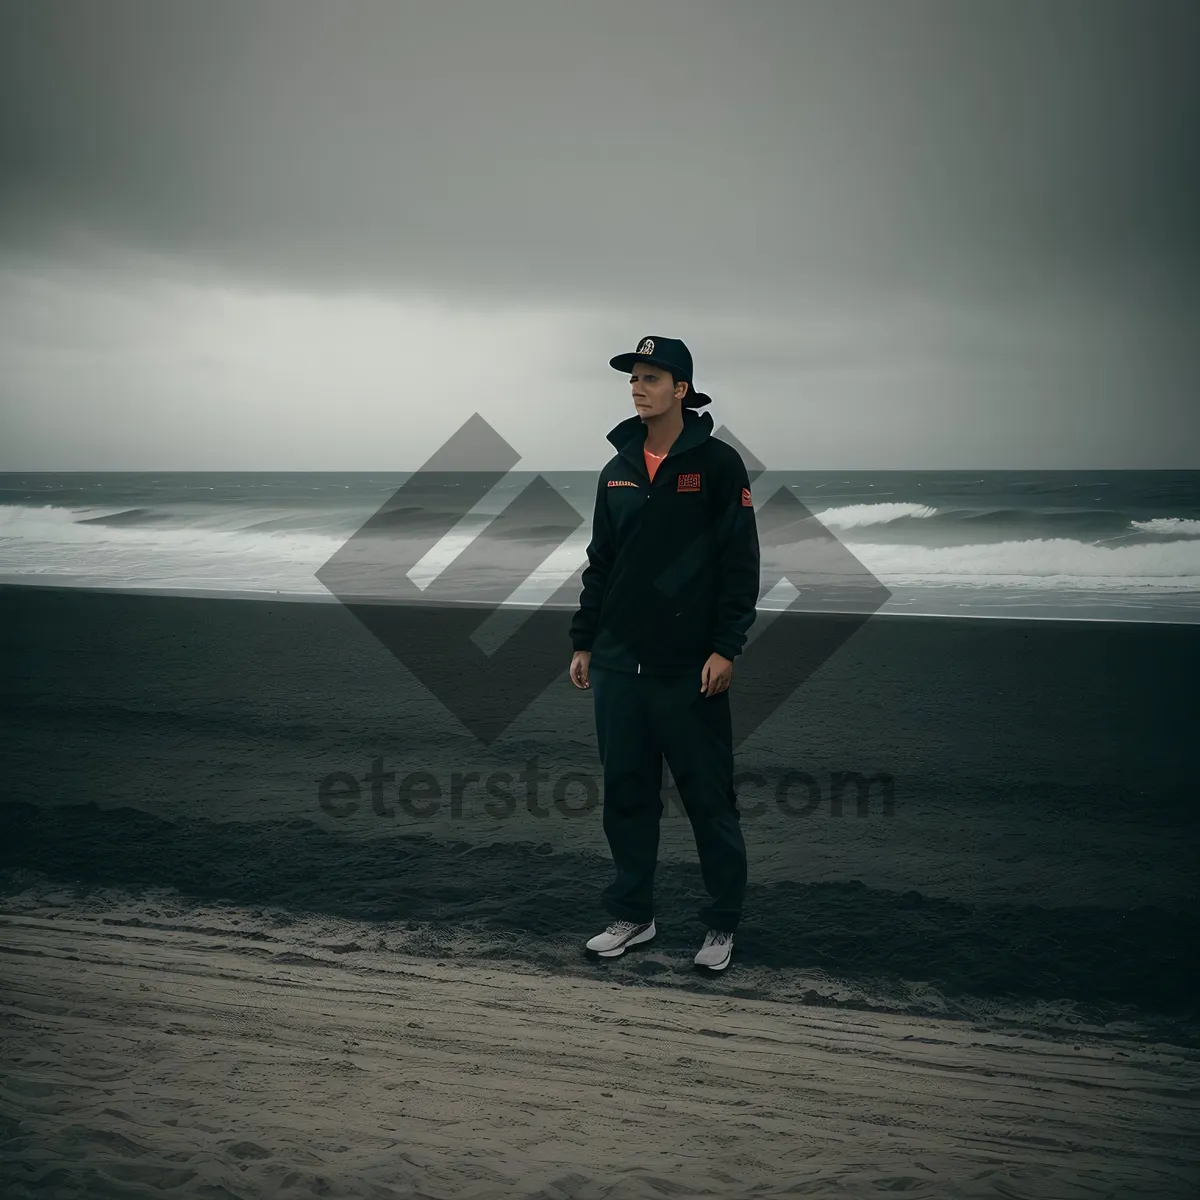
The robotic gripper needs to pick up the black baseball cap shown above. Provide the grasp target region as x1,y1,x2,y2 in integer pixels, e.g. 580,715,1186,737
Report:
609,335,710,407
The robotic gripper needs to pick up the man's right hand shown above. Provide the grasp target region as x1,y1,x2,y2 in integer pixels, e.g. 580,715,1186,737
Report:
569,649,592,689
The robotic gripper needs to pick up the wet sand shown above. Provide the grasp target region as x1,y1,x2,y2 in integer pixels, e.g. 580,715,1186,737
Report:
3,582,1198,1196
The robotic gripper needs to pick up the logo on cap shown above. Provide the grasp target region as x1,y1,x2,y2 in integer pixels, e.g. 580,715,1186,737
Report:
637,337,655,355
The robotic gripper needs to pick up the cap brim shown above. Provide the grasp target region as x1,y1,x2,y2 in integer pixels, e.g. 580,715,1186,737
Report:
609,352,687,378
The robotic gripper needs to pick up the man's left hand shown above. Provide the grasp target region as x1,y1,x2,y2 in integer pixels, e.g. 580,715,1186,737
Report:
700,652,733,696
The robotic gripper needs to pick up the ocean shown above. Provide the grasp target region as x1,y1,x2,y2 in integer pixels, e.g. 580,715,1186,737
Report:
0,469,1198,621
1,469,1197,1046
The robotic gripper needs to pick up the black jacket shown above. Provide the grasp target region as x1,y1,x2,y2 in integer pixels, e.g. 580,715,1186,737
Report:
569,408,761,674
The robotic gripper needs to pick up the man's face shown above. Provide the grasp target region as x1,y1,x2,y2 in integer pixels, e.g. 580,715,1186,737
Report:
629,360,688,418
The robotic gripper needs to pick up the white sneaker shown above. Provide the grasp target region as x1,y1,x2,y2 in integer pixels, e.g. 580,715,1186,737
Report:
585,918,656,958
694,929,734,970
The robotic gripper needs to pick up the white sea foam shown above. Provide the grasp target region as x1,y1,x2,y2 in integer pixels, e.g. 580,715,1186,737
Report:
2,504,1199,602
839,536,1200,590
1130,517,1200,537
0,503,348,595
813,502,938,529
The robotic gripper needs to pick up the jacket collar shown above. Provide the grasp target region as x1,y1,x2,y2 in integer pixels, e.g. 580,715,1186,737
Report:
607,407,714,473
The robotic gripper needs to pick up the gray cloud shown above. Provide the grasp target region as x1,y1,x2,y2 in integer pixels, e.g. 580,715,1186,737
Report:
0,0,1197,468
2,0,1196,309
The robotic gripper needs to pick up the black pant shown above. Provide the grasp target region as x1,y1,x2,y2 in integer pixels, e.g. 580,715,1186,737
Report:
590,663,747,933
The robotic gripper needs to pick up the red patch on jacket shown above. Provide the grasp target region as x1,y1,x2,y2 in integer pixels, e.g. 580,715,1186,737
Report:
677,472,701,492
741,487,752,506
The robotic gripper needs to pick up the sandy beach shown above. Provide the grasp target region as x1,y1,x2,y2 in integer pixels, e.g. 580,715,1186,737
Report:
3,583,1198,1196
2,880,1198,1199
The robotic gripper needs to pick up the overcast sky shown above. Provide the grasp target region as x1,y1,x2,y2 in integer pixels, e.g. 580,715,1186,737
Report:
1,0,1196,470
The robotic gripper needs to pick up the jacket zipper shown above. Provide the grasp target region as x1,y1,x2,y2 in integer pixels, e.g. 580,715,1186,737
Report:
628,440,688,678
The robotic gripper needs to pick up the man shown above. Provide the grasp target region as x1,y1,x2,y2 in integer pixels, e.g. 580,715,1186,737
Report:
568,335,761,972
